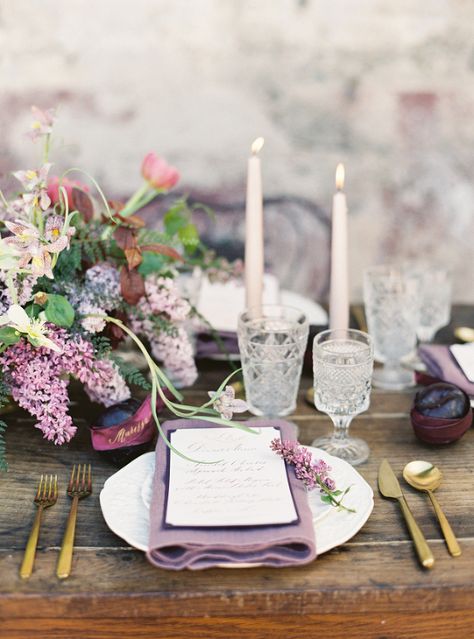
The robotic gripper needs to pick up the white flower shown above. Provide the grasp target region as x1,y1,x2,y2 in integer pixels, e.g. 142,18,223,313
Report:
0,304,61,352
208,385,248,420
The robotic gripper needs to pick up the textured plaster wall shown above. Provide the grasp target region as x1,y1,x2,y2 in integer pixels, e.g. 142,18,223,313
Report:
0,0,473,302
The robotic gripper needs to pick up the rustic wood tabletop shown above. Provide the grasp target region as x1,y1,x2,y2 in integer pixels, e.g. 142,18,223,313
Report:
1,306,473,639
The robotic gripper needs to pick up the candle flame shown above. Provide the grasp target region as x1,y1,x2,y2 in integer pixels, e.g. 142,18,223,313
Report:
251,137,265,155
335,163,345,190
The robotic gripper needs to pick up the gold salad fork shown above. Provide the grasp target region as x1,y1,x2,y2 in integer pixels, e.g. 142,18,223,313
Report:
20,474,58,579
57,464,92,579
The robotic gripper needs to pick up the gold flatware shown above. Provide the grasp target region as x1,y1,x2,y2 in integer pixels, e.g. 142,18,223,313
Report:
454,326,474,343
378,459,434,569
403,460,461,557
57,464,92,579
20,474,58,579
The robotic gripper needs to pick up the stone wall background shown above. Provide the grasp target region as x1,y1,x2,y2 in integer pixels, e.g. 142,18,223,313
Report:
1,0,473,302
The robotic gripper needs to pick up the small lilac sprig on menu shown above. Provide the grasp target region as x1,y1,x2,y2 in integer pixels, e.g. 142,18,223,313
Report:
270,439,355,512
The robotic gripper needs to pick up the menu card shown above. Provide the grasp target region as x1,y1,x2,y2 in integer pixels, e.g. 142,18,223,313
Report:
450,343,474,383
165,426,298,527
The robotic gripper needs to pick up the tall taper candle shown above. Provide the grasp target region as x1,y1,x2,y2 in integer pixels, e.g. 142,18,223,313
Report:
329,163,349,330
245,137,265,312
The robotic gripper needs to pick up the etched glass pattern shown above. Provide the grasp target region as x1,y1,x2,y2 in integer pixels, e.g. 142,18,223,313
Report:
238,306,308,417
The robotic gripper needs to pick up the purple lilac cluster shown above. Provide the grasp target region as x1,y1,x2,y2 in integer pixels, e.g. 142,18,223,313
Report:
0,273,37,314
130,275,197,387
270,438,336,492
0,327,130,444
78,263,121,333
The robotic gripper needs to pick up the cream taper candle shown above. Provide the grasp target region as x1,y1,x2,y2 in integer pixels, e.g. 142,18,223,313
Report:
329,163,349,330
245,137,265,312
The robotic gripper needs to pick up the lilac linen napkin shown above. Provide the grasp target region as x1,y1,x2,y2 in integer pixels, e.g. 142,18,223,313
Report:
418,344,474,397
195,331,239,359
146,419,316,571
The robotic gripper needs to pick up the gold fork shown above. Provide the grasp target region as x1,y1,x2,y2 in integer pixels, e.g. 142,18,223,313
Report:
56,464,92,579
20,474,58,579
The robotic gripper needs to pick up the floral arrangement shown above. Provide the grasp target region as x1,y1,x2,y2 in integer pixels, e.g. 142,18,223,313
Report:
270,439,354,511
0,106,245,470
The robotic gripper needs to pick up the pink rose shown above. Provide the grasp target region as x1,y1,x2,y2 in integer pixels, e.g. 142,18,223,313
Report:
47,176,89,209
141,152,179,190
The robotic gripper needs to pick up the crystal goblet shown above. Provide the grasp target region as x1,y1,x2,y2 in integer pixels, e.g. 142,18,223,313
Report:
311,329,374,466
364,265,420,390
237,305,309,418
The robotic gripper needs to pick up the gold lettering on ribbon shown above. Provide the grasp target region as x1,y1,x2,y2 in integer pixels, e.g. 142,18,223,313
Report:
108,418,149,445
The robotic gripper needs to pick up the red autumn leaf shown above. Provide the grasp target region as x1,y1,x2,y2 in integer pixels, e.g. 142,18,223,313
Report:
140,243,183,261
120,266,145,305
114,226,136,250
116,213,146,228
114,226,143,269
124,246,143,270
71,188,94,222
108,200,125,214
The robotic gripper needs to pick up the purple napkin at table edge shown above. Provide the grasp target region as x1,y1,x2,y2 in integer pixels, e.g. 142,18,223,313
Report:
418,344,474,397
146,418,316,571
195,331,239,358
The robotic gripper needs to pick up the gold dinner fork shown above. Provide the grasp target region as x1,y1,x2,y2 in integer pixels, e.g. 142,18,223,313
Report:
20,474,58,579
56,464,92,579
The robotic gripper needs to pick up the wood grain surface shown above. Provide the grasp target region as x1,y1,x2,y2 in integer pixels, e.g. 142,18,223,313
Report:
1,306,473,639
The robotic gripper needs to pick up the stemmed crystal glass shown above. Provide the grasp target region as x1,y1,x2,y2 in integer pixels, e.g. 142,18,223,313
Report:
237,305,309,418
311,329,374,466
407,263,452,343
364,265,420,390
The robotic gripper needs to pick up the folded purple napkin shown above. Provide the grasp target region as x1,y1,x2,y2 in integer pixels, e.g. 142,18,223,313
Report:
146,418,316,571
418,344,474,397
195,331,239,358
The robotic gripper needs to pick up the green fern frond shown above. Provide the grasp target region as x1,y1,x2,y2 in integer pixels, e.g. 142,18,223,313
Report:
91,335,112,358
110,355,151,391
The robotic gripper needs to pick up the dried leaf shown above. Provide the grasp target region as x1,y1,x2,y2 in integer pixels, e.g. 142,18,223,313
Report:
114,226,136,250
120,265,145,304
116,213,146,228
124,246,143,269
71,188,94,222
140,243,183,262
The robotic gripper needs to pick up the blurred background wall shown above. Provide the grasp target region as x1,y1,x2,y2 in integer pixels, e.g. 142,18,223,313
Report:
1,0,473,302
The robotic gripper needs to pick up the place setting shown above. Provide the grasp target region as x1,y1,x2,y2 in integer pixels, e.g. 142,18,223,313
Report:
0,107,471,585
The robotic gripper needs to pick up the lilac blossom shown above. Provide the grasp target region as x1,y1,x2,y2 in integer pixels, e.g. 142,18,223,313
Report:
77,263,121,333
270,438,338,494
0,327,130,444
130,275,197,387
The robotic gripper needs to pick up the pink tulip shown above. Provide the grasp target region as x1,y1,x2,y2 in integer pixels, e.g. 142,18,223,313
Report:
47,176,89,209
141,152,179,190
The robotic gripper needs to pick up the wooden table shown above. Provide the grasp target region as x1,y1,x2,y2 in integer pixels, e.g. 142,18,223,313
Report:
1,307,473,639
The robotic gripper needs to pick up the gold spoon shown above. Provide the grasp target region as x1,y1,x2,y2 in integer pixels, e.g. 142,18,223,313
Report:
454,326,474,343
403,460,461,557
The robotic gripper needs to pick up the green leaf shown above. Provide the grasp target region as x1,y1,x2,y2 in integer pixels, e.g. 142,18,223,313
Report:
25,304,42,319
178,223,199,254
0,327,20,346
163,203,188,236
138,251,166,275
320,495,333,504
44,294,75,328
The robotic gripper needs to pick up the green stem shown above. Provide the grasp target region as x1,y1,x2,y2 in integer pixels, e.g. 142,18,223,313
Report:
90,315,256,462
43,134,51,164
5,272,18,305
119,183,150,217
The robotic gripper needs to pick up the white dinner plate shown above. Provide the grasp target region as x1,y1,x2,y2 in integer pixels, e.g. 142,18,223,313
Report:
100,446,373,558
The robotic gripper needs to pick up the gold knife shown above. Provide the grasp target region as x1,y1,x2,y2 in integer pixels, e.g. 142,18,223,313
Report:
378,459,434,569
